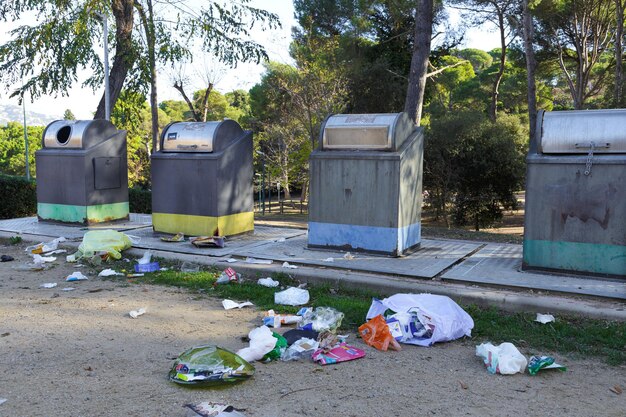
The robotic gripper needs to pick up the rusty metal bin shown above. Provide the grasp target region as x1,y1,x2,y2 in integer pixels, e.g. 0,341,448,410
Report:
523,109,626,277
35,119,128,224
151,120,253,237
308,113,424,256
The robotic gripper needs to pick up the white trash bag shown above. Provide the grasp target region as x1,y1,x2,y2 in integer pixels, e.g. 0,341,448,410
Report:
476,342,528,375
365,293,474,347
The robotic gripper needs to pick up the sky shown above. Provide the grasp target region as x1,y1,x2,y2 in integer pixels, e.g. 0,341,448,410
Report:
0,1,501,120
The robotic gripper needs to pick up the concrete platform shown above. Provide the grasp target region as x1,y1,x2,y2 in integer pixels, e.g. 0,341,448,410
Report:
1,215,625,309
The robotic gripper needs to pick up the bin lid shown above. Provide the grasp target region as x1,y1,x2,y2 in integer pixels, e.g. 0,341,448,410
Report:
160,120,244,153
321,112,416,151
541,109,626,153
43,119,118,149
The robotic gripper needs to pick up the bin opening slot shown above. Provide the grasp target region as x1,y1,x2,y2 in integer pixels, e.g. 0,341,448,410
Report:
56,126,71,145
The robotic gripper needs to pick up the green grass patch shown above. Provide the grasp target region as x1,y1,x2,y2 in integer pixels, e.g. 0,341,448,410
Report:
97,260,626,366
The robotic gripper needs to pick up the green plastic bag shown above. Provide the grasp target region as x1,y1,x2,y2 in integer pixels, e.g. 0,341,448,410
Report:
528,355,567,375
169,345,255,386
262,332,288,361
76,230,133,260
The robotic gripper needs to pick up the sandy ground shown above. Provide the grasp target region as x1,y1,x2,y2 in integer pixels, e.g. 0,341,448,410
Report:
1,241,625,417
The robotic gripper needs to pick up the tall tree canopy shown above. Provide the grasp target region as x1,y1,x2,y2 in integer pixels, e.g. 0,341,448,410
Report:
0,0,280,119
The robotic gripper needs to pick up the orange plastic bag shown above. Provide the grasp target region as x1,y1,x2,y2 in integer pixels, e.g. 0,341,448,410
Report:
358,315,402,351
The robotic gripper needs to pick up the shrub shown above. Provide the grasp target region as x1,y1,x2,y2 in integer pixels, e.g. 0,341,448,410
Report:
129,187,152,214
0,174,37,219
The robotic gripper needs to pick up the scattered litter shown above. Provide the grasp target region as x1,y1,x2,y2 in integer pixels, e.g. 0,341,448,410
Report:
191,236,225,248
299,307,344,332
170,345,254,386
312,343,365,365
476,342,528,375
359,315,402,351
535,313,555,324
245,257,272,265
282,329,319,346
322,257,334,262
222,300,254,310
281,261,298,269
528,356,566,375
127,273,144,278
0,399,6,405
66,254,77,263
33,254,56,263
98,268,123,277
226,258,238,263
40,282,57,288
181,262,200,273
366,293,474,346
262,310,302,328
610,385,623,395
275,237,286,243
74,230,132,260
1,255,14,262
42,249,66,256
134,262,160,273
186,402,247,417
136,251,152,265
317,330,341,351
236,326,281,363
61,287,76,292
257,277,279,287
66,271,89,282
129,308,146,318
160,267,169,271
161,232,185,242
215,267,240,285
281,338,319,361
459,380,468,390
343,252,355,260
274,287,309,306
26,237,66,254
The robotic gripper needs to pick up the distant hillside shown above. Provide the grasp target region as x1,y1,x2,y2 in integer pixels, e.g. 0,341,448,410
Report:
0,104,61,126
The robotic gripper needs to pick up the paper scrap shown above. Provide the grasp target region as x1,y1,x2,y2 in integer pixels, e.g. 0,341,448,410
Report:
322,257,334,262
40,283,57,288
257,277,280,288
98,268,122,277
129,308,146,319
66,271,88,282
61,287,76,291
535,313,555,324
282,262,298,269
245,257,273,265
33,254,56,263
222,299,254,310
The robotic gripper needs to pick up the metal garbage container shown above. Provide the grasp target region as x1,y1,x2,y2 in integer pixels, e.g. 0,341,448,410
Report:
35,119,129,224
308,112,424,256
523,109,626,277
151,120,253,237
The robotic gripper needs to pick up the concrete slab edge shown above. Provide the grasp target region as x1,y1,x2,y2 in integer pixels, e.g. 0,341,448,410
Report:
3,230,625,321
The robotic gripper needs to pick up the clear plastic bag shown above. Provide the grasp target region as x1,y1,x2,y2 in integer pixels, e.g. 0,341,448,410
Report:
76,230,133,260
298,307,344,332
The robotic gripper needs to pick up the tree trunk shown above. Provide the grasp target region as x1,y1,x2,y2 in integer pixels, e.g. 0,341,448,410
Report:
94,0,135,119
201,83,213,122
616,0,624,106
173,81,201,121
136,0,159,152
490,7,507,122
522,0,538,143
404,0,434,126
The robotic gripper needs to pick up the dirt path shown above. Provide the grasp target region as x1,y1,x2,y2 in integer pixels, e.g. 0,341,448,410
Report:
1,241,625,417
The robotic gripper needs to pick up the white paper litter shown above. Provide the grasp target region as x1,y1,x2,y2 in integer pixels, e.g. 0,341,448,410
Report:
322,257,334,262
98,268,122,277
40,282,57,288
274,287,310,306
222,299,254,310
257,277,280,288
236,325,277,362
476,342,528,375
226,258,238,263
33,254,56,263
245,257,273,265
129,308,146,318
66,254,77,263
343,252,355,260
0,398,6,406
61,287,76,291
66,271,89,282
275,237,286,242
282,262,298,269
137,251,152,265
186,401,247,417
26,237,66,253
43,249,67,256
535,313,555,324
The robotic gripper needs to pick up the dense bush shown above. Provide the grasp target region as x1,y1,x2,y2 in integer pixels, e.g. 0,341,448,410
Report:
0,174,37,219
424,112,527,230
129,187,152,214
